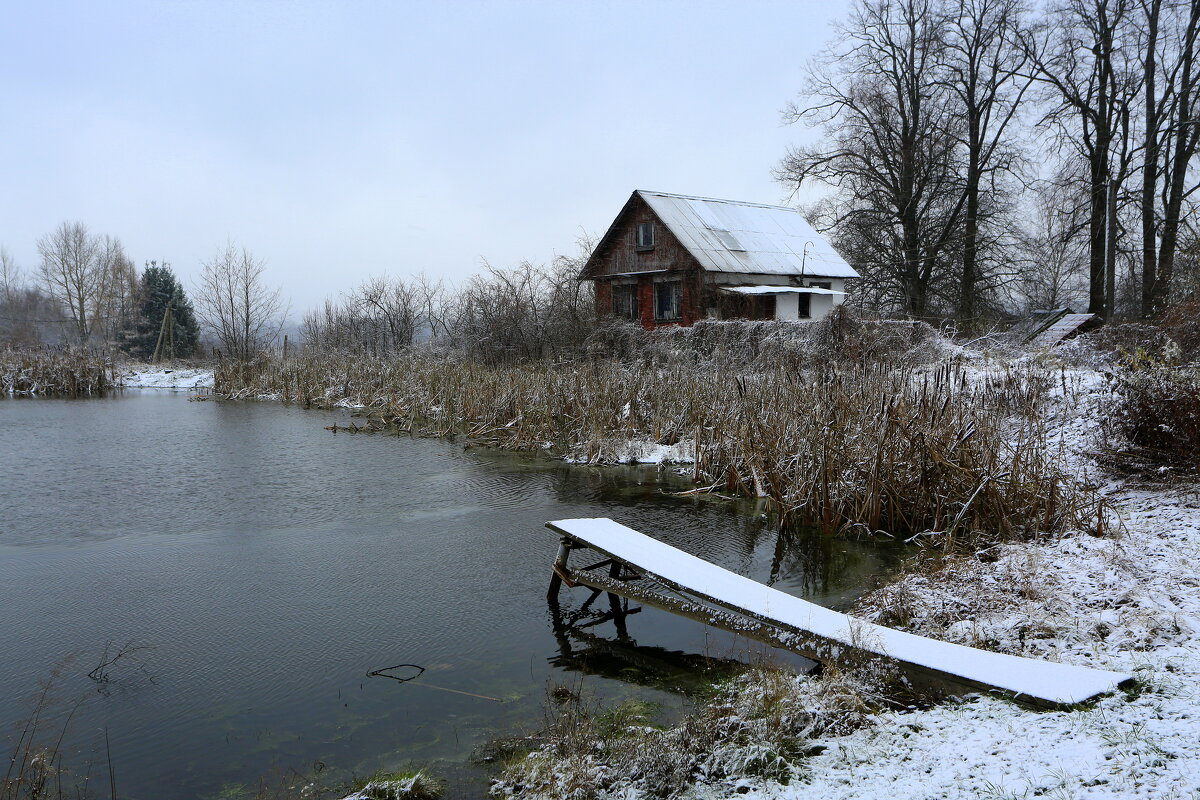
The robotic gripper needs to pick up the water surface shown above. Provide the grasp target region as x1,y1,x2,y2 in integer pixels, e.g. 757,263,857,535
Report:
0,391,901,798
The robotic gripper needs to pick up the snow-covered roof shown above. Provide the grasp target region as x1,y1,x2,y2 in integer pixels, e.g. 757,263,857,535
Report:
637,190,859,279
719,284,846,296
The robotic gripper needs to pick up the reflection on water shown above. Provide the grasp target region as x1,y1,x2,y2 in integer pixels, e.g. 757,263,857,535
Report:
0,392,903,799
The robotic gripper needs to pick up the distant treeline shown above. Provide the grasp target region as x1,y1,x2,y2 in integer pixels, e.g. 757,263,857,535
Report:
0,223,199,357
299,248,595,365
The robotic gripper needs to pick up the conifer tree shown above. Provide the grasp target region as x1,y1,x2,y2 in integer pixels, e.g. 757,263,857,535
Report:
131,262,199,359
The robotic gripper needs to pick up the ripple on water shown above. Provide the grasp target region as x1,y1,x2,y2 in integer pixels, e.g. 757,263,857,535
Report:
0,393,904,800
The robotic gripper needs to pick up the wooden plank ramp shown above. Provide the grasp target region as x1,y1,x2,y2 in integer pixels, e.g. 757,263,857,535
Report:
546,518,1132,709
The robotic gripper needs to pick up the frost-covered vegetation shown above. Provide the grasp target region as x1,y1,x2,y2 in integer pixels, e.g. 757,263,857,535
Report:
216,313,1102,545
491,664,897,800
0,348,114,396
486,346,1200,800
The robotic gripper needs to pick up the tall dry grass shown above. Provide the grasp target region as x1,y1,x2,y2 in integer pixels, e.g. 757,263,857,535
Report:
1,349,114,396
216,350,1100,546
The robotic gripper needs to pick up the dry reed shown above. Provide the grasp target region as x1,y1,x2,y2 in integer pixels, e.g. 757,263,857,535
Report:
1,349,114,396
216,351,1101,546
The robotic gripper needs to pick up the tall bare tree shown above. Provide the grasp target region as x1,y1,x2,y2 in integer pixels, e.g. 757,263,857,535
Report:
1026,0,1143,318
778,0,967,318
195,243,287,360
1139,0,1200,314
941,0,1033,323
0,247,19,307
37,221,102,342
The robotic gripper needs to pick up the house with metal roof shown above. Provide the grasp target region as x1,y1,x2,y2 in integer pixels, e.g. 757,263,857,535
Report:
580,190,859,328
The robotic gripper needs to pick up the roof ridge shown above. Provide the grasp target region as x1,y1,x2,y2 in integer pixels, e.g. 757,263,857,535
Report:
635,189,799,213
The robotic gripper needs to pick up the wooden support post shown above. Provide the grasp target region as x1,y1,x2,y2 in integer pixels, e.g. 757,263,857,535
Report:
547,537,574,600
606,560,630,639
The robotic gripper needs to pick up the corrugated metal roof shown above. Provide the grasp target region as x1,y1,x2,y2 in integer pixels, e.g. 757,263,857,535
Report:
1029,313,1100,348
637,190,860,279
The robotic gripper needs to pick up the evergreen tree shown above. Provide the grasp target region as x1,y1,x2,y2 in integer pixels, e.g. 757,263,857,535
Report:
131,262,200,359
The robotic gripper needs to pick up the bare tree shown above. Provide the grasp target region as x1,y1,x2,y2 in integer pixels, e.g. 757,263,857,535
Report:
0,247,20,306
940,0,1034,324
91,236,139,346
1015,180,1092,309
1138,0,1200,314
195,243,286,360
37,221,102,342
1025,0,1143,318
778,0,967,318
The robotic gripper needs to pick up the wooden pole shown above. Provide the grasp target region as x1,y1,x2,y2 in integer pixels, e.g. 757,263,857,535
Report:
151,305,170,363
547,538,573,600
166,306,174,360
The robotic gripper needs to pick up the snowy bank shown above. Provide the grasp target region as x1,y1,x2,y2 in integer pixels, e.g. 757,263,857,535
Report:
498,364,1200,800
118,364,214,389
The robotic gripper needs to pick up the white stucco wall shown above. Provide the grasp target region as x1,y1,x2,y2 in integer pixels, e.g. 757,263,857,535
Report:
776,293,800,321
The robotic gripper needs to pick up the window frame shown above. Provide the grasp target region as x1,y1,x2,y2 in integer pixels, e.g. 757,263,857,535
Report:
797,292,812,319
636,222,655,251
654,280,682,322
611,282,640,320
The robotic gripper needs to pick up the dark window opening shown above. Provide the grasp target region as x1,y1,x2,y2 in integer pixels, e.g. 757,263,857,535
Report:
636,222,655,250
654,281,682,321
798,293,812,319
751,295,776,320
612,283,639,320
808,281,832,290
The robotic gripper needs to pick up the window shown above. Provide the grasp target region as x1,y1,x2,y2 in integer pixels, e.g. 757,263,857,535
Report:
808,281,832,290
798,292,812,319
612,283,639,320
654,280,682,321
636,222,655,250
751,295,776,320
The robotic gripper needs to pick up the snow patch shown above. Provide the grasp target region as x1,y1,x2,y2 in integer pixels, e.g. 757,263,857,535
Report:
118,365,214,389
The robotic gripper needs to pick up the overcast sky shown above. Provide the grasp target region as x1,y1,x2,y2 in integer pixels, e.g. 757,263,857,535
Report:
1,0,845,315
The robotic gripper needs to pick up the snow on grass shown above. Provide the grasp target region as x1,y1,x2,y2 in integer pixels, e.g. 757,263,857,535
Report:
727,367,1200,800
118,364,214,389
508,362,1200,800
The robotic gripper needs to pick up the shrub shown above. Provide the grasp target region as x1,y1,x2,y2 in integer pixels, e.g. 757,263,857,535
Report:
1111,365,1200,473
1158,298,1200,360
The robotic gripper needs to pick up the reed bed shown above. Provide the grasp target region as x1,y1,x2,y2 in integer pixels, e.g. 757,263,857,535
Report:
1,349,114,396
217,351,1100,546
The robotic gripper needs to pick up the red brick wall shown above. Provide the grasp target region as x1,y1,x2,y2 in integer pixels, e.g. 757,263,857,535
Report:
594,280,612,319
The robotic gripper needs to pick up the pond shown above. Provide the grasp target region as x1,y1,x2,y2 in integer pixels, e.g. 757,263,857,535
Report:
0,391,904,799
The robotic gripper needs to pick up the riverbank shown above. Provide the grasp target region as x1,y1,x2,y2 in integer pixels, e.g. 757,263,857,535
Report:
116,362,214,388
492,360,1200,799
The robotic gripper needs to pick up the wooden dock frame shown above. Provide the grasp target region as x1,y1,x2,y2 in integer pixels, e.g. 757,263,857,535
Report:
545,518,1133,710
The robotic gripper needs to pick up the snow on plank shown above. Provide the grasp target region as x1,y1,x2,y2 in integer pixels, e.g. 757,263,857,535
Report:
546,517,1131,708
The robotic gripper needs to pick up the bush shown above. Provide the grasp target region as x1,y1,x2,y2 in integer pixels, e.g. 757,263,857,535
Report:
1056,323,1181,370
579,307,954,371
1112,366,1200,473
1158,298,1200,360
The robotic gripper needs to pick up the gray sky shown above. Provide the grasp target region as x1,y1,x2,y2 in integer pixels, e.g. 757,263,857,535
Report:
1,0,844,314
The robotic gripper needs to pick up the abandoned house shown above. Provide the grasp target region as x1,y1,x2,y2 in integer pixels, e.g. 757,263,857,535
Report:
580,190,859,328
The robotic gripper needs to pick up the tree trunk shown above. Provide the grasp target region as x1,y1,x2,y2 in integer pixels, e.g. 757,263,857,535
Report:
1141,0,1162,317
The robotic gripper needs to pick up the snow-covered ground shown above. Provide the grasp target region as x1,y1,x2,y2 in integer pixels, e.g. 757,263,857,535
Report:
730,368,1200,800
501,363,1200,800
117,364,214,389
